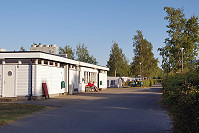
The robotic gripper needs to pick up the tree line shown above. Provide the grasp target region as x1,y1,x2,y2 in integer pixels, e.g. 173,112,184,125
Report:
59,43,98,65
20,6,199,78
107,31,161,78
107,6,199,78
159,7,199,75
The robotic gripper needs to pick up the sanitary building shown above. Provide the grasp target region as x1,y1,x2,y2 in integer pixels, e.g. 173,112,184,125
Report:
0,51,109,99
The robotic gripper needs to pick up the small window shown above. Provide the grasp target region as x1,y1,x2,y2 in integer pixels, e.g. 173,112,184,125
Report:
60,63,65,68
111,80,115,85
50,62,53,65
8,71,12,76
44,61,48,65
38,59,41,64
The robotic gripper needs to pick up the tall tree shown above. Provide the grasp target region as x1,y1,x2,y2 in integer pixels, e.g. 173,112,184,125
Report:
158,7,199,73
76,43,98,65
107,41,130,77
59,45,75,59
20,46,25,51
131,30,158,78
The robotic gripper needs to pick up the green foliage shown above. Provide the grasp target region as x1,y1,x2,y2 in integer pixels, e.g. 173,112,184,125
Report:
126,81,134,86
20,46,25,51
142,79,156,87
159,7,199,73
162,72,199,132
59,45,75,59
107,41,131,77
142,80,150,87
76,43,98,65
131,30,159,78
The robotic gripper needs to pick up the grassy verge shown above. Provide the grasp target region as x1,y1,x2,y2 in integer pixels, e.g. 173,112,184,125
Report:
0,103,45,126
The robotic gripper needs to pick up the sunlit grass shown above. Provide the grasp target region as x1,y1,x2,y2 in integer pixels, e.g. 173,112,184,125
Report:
0,103,45,126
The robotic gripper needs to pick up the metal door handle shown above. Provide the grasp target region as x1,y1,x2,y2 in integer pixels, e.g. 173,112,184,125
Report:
4,81,5,84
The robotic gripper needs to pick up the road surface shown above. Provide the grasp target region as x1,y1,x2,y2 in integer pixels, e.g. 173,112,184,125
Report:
0,83,172,133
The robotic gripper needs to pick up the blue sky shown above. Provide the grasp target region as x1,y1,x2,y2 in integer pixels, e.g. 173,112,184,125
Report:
0,0,199,67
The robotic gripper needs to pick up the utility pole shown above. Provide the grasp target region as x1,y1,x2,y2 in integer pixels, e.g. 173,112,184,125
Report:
139,62,141,80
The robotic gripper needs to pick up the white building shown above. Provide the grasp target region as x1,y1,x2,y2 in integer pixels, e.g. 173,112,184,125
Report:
30,44,58,54
107,77,136,88
107,77,123,88
0,51,109,99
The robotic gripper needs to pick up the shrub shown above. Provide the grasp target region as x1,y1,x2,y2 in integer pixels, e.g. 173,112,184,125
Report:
162,72,199,132
126,81,134,86
143,80,150,87
142,79,156,87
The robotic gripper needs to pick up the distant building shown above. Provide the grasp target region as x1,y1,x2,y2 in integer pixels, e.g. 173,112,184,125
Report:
107,77,140,88
107,77,123,88
0,49,6,52
30,44,58,54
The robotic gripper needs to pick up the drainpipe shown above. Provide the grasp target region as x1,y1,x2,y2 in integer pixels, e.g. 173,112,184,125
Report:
68,64,70,94
98,70,100,88
30,59,33,100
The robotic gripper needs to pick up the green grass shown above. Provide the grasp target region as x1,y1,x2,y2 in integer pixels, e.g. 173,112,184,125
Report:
0,103,45,126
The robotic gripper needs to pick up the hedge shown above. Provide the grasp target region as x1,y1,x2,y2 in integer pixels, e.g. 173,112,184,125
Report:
162,72,199,132
142,79,156,87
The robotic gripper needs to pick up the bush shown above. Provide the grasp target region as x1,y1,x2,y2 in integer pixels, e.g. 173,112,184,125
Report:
156,79,163,83
142,79,156,87
125,81,134,86
162,72,199,132
143,80,150,87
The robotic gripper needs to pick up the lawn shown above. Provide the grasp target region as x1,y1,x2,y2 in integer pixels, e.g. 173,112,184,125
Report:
0,103,45,126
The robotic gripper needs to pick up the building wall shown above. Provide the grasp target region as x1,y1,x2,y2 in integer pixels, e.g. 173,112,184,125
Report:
32,65,64,96
99,71,107,89
0,65,2,96
64,65,68,93
16,65,31,96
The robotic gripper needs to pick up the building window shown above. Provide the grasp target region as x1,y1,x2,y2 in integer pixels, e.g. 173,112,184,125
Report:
50,61,53,66
38,59,41,64
111,80,115,85
44,60,48,65
84,71,88,83
60,63,65,68
90,72,97,83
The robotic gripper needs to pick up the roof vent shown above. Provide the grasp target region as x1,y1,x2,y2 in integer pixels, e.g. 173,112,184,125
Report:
51,44,57,47
44,45,50,47
38,44,43,47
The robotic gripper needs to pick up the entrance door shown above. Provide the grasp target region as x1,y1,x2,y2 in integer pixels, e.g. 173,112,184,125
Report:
3,65,16,97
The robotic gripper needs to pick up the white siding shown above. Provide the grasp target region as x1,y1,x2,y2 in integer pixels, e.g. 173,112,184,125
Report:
16,65,31,96
99,71,107,89
0,65,2,96
33,65,64,96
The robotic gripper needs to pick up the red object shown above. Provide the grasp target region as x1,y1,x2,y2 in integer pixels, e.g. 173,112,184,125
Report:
88,82,94,87
42,83,49,98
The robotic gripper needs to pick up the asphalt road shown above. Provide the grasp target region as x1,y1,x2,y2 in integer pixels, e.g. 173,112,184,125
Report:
0,84,172,133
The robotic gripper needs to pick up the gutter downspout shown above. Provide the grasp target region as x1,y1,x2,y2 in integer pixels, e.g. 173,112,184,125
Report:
98,70,100,88
68,64,70,94
30,59,33,100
